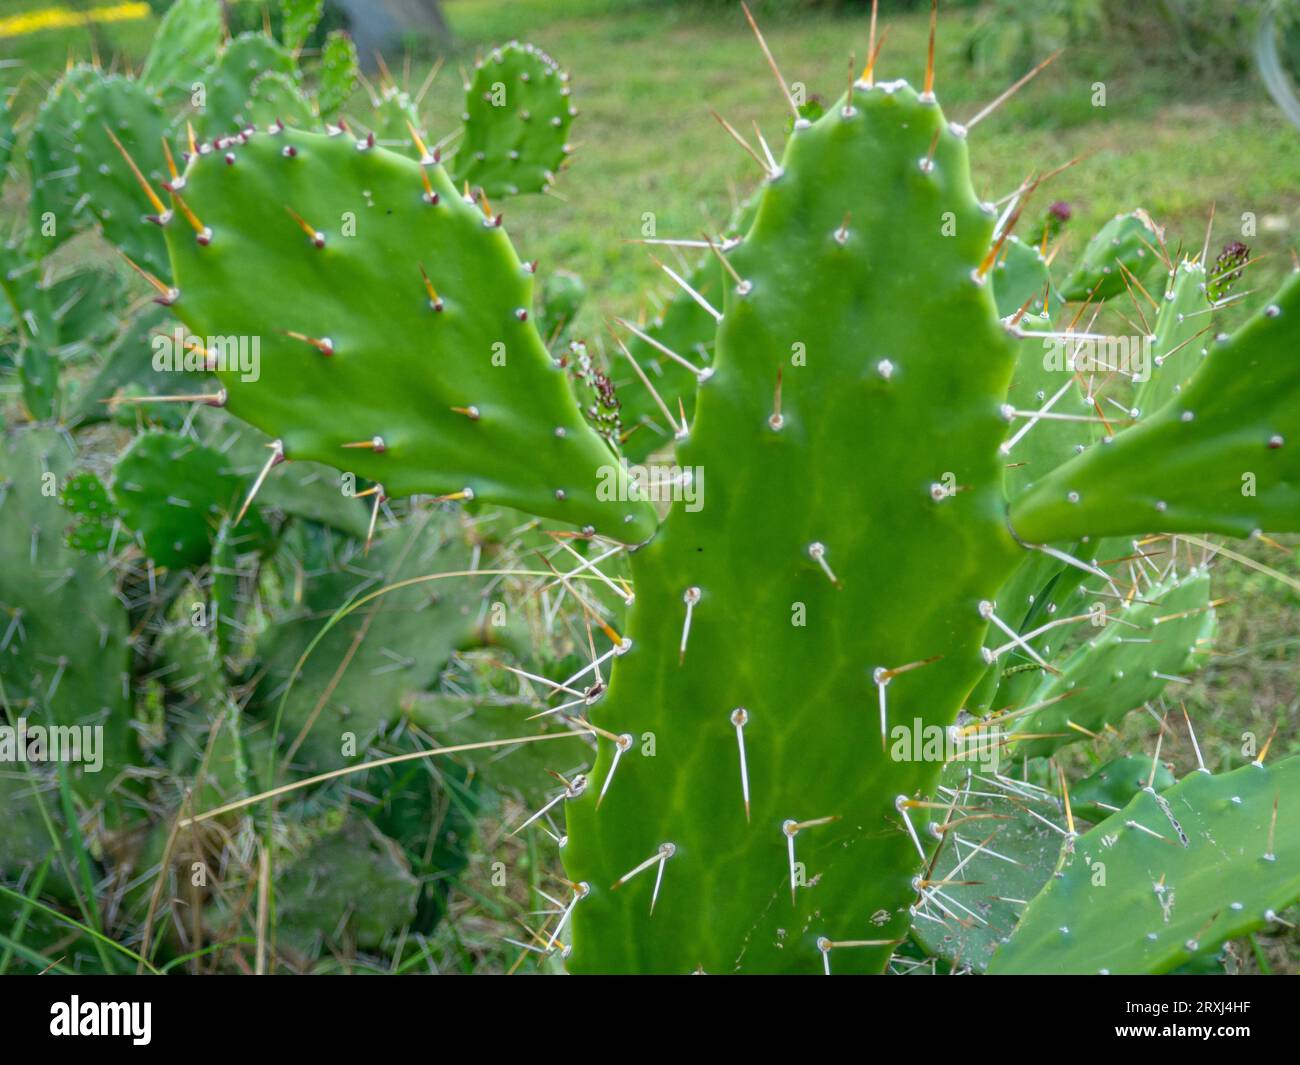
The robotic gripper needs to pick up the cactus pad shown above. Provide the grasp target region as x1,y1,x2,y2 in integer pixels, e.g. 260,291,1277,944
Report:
563,80,1026,974
989,756,1300,974
159,125,654,540
1060,210,1161,303
1009,269,1300,540
112,430,268,568
453,42,574,198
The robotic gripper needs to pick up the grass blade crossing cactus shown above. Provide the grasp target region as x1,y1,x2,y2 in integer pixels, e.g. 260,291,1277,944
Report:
251,508,489,773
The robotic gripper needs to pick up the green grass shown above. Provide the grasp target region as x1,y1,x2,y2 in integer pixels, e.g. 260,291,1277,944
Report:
416,0,1300,331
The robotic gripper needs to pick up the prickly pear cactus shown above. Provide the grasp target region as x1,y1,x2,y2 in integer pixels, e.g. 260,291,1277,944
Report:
112,430,269,568
25,64,103,257
138,0,223,99
1060,210,1161,302
0,429,135,802
317,31,359,118
87,17,1300,976
156,124,654,539
1073,754,1176,822
196,32,299,137
913,755,1177,972
253,818,420,959
79,75,173,279
559,76,1300,970
251,508,487,773
1009,266,1300,540
563,80,1026,974
453,42,574,198
1003,566,1216,758
59,470,117,552
989,756,1300,974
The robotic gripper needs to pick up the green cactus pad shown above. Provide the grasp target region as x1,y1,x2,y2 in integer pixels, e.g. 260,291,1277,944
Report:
453,42,574,198
989,756,1300,974
616,255,720,462
25,65,103,257
45,266,129,357
17,339,59,422
154,595,249,809
1002,312,1094,499
0,429,135,801
1132,257,1209,418
68,303,174,422
1009,269,1300,540
271,818,420,957
1000,567,1214,759
61,465,113,517
316,31,359,117
112,430,269,568
616,197,757,462
563,81,1025,974
139,0,223,98
196,32,299,137
79,75,172,279
246,71,314,130
160,124,655,540
59,470,116,553
0,244,60,419
280,0,324,55
911,764,1065,972
361,85,424,151
1073,754,1176,823
199,408,370,539
210,516,243,661
1060,210,1162,303
538,268,586,345
990,234,1053,319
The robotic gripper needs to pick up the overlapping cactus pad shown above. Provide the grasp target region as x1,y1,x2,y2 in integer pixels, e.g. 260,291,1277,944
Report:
989,756,1300,974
